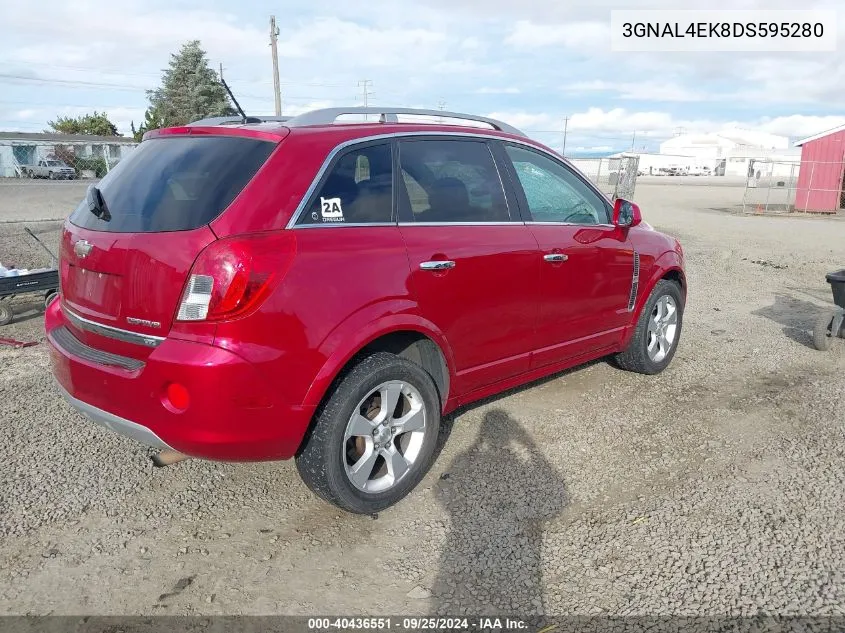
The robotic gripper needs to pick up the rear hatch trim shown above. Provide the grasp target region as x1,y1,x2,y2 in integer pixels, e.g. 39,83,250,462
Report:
64,305,164,348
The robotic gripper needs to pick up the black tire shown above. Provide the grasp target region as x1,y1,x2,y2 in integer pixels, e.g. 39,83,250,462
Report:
0,304,13,326
296,352,441,514
812,311,835,351
615,279,684,375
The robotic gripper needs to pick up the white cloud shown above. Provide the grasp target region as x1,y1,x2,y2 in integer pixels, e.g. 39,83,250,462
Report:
570,145,614,153
756,115,845,139
485,111,556,131
564,80,709,103
505,20,610,49
485,107,844,145
3,3,267,68
476,87,521,94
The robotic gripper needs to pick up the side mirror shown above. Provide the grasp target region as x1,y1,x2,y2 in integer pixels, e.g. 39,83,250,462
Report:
613,198,642,228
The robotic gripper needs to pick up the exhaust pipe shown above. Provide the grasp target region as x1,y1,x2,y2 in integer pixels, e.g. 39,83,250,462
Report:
151,449,190,468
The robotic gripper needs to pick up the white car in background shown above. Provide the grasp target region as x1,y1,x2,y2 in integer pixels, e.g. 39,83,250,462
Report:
688,166,712,176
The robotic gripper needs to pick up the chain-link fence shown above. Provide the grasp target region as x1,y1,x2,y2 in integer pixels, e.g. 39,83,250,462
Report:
568,155,640,200
741,159,844,215
0,135,138,180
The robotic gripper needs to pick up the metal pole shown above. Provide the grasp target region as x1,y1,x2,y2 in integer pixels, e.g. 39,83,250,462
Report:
358,80,373,121
270,16,282,116
764,161,773,212
562,117,569,157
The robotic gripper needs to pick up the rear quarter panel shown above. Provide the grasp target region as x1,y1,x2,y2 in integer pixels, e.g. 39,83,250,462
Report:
210,227,451,411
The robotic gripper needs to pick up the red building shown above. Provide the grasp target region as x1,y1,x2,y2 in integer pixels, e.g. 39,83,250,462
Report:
794,125,845,214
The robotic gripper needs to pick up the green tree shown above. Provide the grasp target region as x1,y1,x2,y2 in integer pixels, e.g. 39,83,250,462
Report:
147,40,234,127
130,104,167,142
47,111,119,136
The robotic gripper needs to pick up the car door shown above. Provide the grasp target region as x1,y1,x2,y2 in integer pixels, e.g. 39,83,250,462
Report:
501,143,636,369
397,137,540,397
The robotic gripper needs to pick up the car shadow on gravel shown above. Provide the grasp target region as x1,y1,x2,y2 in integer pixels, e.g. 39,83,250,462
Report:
752,293,831,349
431,409,568,618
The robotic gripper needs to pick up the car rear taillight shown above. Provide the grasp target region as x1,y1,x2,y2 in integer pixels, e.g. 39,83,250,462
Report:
176,232,296,323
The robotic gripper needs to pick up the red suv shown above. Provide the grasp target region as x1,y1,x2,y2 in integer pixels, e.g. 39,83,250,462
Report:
45,108,686,513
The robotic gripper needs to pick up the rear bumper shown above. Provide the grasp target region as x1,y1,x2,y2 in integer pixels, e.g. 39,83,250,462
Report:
46,300,315,461
57,384,172,450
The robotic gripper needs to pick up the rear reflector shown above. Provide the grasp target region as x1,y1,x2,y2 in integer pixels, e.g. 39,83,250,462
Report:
164,382,191,411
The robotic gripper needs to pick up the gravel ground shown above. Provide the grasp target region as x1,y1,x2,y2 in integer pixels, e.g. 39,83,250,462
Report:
0,180,843,617
0,180,91,223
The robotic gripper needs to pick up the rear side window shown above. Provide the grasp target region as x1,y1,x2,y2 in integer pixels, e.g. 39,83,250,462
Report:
297,143,393,225
398,140,509,223
69,136,275,233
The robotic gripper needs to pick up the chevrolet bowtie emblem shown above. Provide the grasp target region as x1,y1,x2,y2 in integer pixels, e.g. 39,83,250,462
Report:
74,240,93,258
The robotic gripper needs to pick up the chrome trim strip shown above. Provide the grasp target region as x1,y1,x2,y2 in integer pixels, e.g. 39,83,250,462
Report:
525,222,616,228
57,383,172,450
286,131,581,229
64,306,165,348
397,221,516,227
290,222,396,229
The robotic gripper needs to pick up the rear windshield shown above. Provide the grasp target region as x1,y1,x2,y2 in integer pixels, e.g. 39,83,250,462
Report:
69,136,275,232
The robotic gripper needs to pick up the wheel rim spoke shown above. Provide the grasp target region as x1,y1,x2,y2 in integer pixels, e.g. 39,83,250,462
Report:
384,445,411,482
379,383,403,420
347,413,376,438
349,446,379,489
393,406,425,434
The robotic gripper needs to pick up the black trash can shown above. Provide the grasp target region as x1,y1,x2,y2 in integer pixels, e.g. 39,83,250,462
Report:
827,269,845,309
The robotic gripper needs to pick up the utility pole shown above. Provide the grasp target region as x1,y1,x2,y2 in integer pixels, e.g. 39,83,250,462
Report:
630,131,637,152
358,80,374,120
562,116,570,157
269,16,282,116
437,100,446,123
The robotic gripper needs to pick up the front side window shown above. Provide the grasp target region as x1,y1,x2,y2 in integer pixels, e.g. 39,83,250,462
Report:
505,144,610,225
298,143,393,225
399,140,509,223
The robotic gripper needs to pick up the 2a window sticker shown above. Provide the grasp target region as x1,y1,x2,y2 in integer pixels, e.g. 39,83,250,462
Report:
320,196,345,222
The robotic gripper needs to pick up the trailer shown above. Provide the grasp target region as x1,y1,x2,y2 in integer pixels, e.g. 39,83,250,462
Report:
0,228,59,326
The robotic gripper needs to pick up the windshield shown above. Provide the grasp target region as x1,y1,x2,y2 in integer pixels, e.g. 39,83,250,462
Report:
69,136,276,233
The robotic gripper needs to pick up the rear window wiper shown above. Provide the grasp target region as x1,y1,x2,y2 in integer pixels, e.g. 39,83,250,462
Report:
85,185,111,222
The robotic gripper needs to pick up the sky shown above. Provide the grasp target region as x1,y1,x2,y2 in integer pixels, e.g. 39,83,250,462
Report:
1,0,844,154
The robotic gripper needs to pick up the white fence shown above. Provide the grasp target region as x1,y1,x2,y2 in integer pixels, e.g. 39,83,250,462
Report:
0,140,137,179
569,156,640,200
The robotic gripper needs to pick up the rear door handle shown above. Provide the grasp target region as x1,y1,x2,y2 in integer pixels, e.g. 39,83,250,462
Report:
420,260,456,271
544,254,568,263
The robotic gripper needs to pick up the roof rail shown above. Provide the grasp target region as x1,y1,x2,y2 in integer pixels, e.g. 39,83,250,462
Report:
187,115,292,126
283,107,527,138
